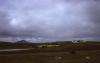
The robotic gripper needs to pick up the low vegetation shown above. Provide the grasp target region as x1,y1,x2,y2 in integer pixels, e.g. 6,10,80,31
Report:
0,40,100,63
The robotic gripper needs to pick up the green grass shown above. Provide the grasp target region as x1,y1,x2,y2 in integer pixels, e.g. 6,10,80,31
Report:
0,50,100,63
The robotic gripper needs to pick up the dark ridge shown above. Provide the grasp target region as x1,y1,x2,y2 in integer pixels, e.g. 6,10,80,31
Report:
16,40,29,44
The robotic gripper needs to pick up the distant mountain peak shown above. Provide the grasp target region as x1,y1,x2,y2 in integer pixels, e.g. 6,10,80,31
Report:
16,40,29,44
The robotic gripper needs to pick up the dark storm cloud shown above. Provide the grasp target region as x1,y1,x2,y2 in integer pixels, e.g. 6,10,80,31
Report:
0,0,100,42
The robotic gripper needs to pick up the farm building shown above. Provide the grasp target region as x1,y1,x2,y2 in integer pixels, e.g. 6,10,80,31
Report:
72,40,86,43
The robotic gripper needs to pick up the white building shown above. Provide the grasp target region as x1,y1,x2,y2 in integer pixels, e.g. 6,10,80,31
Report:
72,40,86,43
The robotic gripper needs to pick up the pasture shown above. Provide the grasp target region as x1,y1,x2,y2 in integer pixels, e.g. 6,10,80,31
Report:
0,41,100,63
0,50,100,63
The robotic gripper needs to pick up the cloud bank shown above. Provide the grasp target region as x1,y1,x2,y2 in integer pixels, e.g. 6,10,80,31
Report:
0,0,100,42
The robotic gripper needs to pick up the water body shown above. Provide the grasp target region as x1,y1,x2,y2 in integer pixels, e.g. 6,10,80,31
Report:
0,49,30,52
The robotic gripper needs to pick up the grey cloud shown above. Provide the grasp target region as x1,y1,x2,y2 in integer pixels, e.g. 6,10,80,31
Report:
0,10,12,36
86,1,100,34
0,0,100,42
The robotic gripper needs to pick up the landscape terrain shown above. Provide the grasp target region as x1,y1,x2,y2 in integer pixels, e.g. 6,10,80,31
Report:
0,40,100,63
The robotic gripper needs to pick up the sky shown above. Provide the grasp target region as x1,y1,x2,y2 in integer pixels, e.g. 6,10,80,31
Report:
0,0,100,42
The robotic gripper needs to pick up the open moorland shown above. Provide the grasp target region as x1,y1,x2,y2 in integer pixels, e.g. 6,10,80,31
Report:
0,41,100,63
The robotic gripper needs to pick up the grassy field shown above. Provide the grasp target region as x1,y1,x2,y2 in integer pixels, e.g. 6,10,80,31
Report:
0,41,100,63
0,50,100,63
